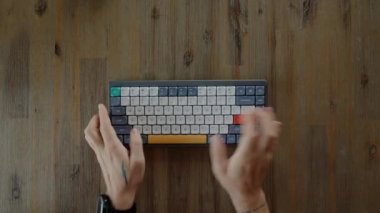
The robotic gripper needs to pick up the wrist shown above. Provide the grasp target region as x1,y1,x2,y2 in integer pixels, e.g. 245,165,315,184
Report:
107,191,136,210
229,189,268,213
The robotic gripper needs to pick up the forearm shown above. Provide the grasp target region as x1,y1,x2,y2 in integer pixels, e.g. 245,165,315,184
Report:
230,190,270,213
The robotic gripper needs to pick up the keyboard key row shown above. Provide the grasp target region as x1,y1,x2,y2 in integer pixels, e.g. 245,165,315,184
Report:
118,134,241,145
111,86,265,97
110,96,264,107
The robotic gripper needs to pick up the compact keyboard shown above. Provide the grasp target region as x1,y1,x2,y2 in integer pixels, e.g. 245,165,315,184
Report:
109,80,267,145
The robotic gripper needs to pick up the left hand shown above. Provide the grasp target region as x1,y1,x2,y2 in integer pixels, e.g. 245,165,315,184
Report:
84,104,145,210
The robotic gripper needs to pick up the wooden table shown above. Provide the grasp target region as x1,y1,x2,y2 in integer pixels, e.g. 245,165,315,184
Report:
1,0,379,212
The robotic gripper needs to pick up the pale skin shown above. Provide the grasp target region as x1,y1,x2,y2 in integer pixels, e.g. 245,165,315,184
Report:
84,104,281,212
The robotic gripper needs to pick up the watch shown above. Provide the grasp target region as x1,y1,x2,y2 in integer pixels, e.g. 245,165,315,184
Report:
97,194,136,213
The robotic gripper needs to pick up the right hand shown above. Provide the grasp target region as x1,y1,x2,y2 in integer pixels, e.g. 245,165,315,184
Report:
210,108,281,212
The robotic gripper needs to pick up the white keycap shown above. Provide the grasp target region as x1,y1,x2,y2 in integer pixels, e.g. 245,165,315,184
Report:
143,125,151,134
140,97,149,106
210,125,219,134
202,106,211,115
217,86,226,95
205,115,214,124
131,97,139,106
212,106,221,114
179,97,187,105
220,125,228,134
227,96,235,105
129,116,137,125
186,116,194,124
140,87,149,96
224,115,233,124
130,87,139,96
242,106,255,113
157,116,166,124
195,115,204,124
215,115,224,124
135,106,144,115
150,87,158,96
183,106,192,115
172,125,181,134
197,96,207,105
164,106,173,115
162,125,171,134
198,86,207,96
191,125,200,134
159,97,168,105
188,97,197,105
222,106,231,115
148,116,156,124
200,125,209,134
167,116,175,124
193,106,202,115
226,86,235,95
169,97,178,105
153,125,161,134
150,97,159,105
174,106,182,115
121,97,130,106
138,116,147,125
217,96,226,105
207,96,216,105
181,125,190,134
126,107,135,115
154,106,163,115
232,106,241,114
145,106,154,115
176,116,185,124
134,125,142,133
207,86,217,96
121,87,130,96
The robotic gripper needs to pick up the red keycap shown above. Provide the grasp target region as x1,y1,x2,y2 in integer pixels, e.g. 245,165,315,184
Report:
233,115,241,124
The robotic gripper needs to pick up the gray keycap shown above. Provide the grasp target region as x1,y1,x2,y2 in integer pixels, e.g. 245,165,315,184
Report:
188,87,198,96
169,87,178,96
111,107,126,115
117,135,124,143
236,86,245,96
110,97,121,106
246,86,255,95
159,87,168,96
178,87,188,96
236,134,240,143
256,86,265,95
123,135,130,145
111,116,128,125
226,135,236,144
228,125,240,134
114,125,133,134
256,96,265,105
236,96,256,105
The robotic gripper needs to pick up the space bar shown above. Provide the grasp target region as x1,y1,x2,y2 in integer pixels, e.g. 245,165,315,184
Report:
148,135,207,144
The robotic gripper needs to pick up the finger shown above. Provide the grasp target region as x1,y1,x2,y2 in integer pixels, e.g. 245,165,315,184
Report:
84,114,104,150
128,128,145,185
98,104,120,148
257,109,279,152
235,109,261,157
210,135,228,181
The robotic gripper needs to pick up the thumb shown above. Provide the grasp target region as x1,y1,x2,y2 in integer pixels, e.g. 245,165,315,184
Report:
210,135,228,181
129,128,145,185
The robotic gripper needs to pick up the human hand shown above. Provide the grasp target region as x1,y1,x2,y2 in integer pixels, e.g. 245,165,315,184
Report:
210,107,281,213
84,104,145,210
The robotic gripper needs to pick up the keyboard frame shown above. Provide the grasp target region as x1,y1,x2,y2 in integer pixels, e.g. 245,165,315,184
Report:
109,80,267,146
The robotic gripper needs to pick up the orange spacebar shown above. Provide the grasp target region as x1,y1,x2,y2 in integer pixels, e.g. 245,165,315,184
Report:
148,135,207,144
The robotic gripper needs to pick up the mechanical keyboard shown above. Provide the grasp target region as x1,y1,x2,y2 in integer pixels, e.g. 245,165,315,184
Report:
109,80,267,145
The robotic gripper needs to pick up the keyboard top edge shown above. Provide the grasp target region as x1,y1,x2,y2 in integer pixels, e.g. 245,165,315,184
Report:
109,80,267,87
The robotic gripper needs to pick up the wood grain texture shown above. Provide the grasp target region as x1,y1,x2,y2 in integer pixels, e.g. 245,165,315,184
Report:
0,0,379,212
